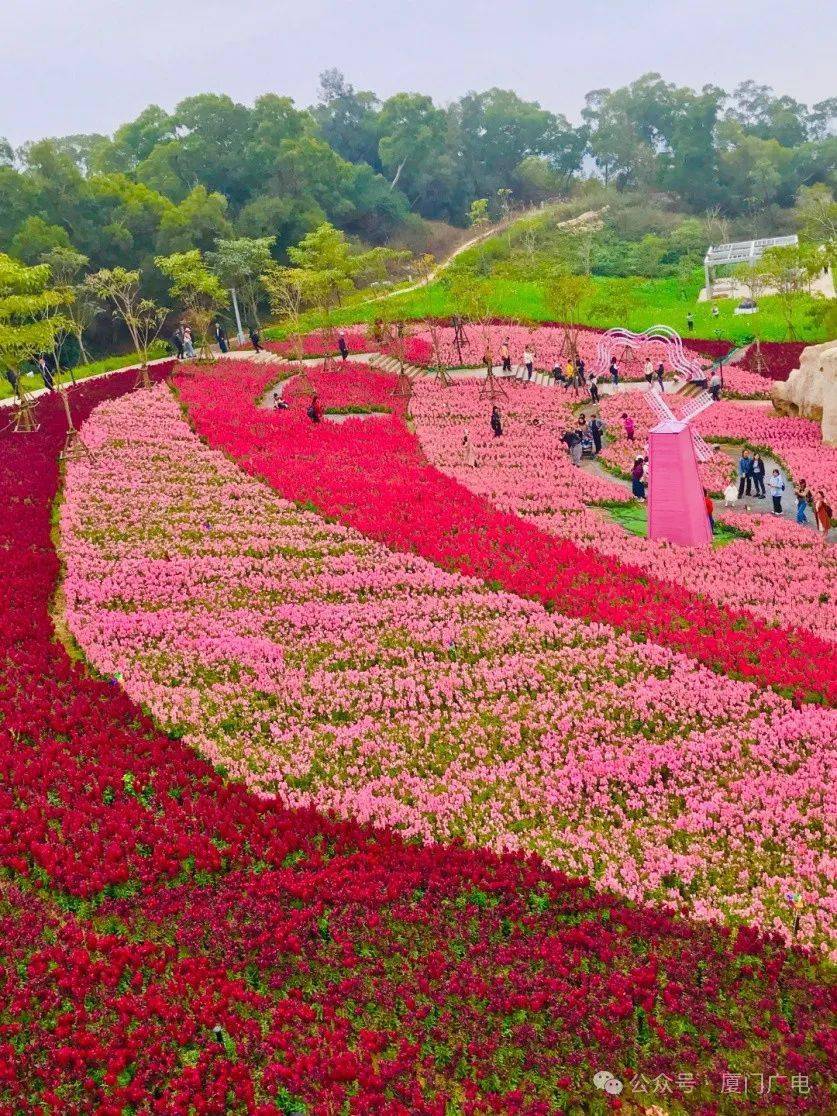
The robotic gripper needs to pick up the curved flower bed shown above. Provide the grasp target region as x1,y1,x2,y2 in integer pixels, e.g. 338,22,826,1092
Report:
4,370,835,1111
264,327,370,359
62,384,837,951
175,359,837,704
410,381,836,643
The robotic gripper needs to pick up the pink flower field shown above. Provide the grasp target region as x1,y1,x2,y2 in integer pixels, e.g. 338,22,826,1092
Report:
60,383,837,952
411,379,836,641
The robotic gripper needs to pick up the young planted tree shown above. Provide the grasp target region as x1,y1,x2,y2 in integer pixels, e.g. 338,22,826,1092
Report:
40,246,99,377
155,250,227,361
87,267,168,388
208,235,275,336
544,271,594,364
0,253,71,430
261,264,308,361
756,243,818,339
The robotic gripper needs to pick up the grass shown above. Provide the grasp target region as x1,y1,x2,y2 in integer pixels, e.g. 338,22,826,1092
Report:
599,499,751,546
264,273,828,346
1,343,171,402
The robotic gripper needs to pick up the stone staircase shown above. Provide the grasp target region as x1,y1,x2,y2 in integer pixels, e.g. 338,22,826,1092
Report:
368,353,425,378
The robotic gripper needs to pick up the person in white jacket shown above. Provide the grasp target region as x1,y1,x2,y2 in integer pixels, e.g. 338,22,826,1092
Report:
767,468,786,515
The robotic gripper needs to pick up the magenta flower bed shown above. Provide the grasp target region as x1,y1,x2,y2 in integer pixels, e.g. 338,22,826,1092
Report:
739,341,807,381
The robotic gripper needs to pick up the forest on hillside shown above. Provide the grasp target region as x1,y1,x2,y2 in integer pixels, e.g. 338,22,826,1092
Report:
1,71,835,283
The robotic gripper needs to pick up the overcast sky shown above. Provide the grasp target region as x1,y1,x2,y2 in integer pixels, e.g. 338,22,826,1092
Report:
2,0,835,145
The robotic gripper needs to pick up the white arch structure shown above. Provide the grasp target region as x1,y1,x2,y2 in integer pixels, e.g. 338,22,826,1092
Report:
592,325,705,382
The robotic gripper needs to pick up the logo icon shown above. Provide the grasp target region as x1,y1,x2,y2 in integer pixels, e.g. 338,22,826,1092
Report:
593,1071,624,1095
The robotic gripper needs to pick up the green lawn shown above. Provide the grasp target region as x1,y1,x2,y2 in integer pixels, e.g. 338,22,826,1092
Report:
1,345,171,402
600,499,751,545
264,273,828,345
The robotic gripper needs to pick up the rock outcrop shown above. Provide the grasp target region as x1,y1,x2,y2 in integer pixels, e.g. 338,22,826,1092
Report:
772,339,837,445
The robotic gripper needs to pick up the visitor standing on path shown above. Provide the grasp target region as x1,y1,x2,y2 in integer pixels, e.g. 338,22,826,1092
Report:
500,339,512,374
523,345,535,381
767,468,785,515
609,358,619,386
490,405,503,437
752,454,766,498
338,331,349,361
214,321,228,353
710,370,722,401
588,371,600,403
182,326,195,359
36,356,54,392
590,415,604,455
249,325,262,353
483,347,494,378
644,358,653,385
621,412,635,442
172,325,184,360
631,456,646,500
686,312,694,332
794,481,809,525
737,450,754,499
655,363,665,389
814,491,832,534
576,358,586,386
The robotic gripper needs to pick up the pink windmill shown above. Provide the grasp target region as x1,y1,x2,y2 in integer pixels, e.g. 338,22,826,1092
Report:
645,386,716,547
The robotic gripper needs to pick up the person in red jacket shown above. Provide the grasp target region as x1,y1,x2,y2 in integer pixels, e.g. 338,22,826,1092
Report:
704,490,715,535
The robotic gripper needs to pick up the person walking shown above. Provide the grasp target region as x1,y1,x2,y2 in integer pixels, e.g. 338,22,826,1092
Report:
36,355,54,391
631,456,646,500
172,325,185,360
751,454,766,498
249,325,262,353
500,339,512,375
576,358,586,386
588,372,600,403
644,358,654,385
609,357,619,386
490,405,503,437
794,481,809,525
686,312,694,332
704,490,715,535
590,415,604,455
655,363,665,389
214,321,228,353
523,345,535,382
814,491,832,535
709,369,722,401
621,412,635,442
483,347,494,378
182,326,195,359
338,331,349,361
767,468,785,515
737,450,753,499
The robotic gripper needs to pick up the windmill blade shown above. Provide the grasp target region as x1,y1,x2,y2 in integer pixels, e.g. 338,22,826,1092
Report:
680,391,715,423
646,385,676,424
691,430,714,462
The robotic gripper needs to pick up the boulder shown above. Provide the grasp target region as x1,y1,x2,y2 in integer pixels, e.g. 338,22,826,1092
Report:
771,339,837,445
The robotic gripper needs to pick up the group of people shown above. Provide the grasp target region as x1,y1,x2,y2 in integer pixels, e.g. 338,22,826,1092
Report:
171,322,263,359
727,449,831,530
562,413,605,466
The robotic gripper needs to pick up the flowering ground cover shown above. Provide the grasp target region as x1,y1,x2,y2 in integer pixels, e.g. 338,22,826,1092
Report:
5,369,836,1111
264,327,370,359
738,341,807,381
406,379,835,641
175,359,837,704
61,384,837,955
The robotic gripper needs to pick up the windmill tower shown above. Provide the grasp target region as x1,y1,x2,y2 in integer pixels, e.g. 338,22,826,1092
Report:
645,386,716,547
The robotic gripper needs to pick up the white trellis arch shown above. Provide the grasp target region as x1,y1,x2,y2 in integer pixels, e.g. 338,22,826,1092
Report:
592,325,705,382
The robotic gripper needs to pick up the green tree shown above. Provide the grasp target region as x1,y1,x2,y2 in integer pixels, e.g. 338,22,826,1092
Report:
756,243,819,338
156,186,233,255
10,217,72,264
208,236,275,328
0,254,71,422
314,70,381,169
40,246,98,367
155,250,227,359
88,267,168,385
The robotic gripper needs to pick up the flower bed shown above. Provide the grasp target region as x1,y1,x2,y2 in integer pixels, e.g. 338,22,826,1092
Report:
175,360,837,704
3,370,835,1111
264,327,370,359
410,381,835,643
62,384,837,952
738,341,807,381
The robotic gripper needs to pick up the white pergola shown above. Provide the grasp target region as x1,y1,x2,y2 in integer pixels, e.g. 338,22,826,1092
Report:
703,235,798,299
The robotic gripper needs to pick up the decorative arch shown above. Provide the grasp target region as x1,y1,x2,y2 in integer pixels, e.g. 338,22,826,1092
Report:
592,325,704,382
